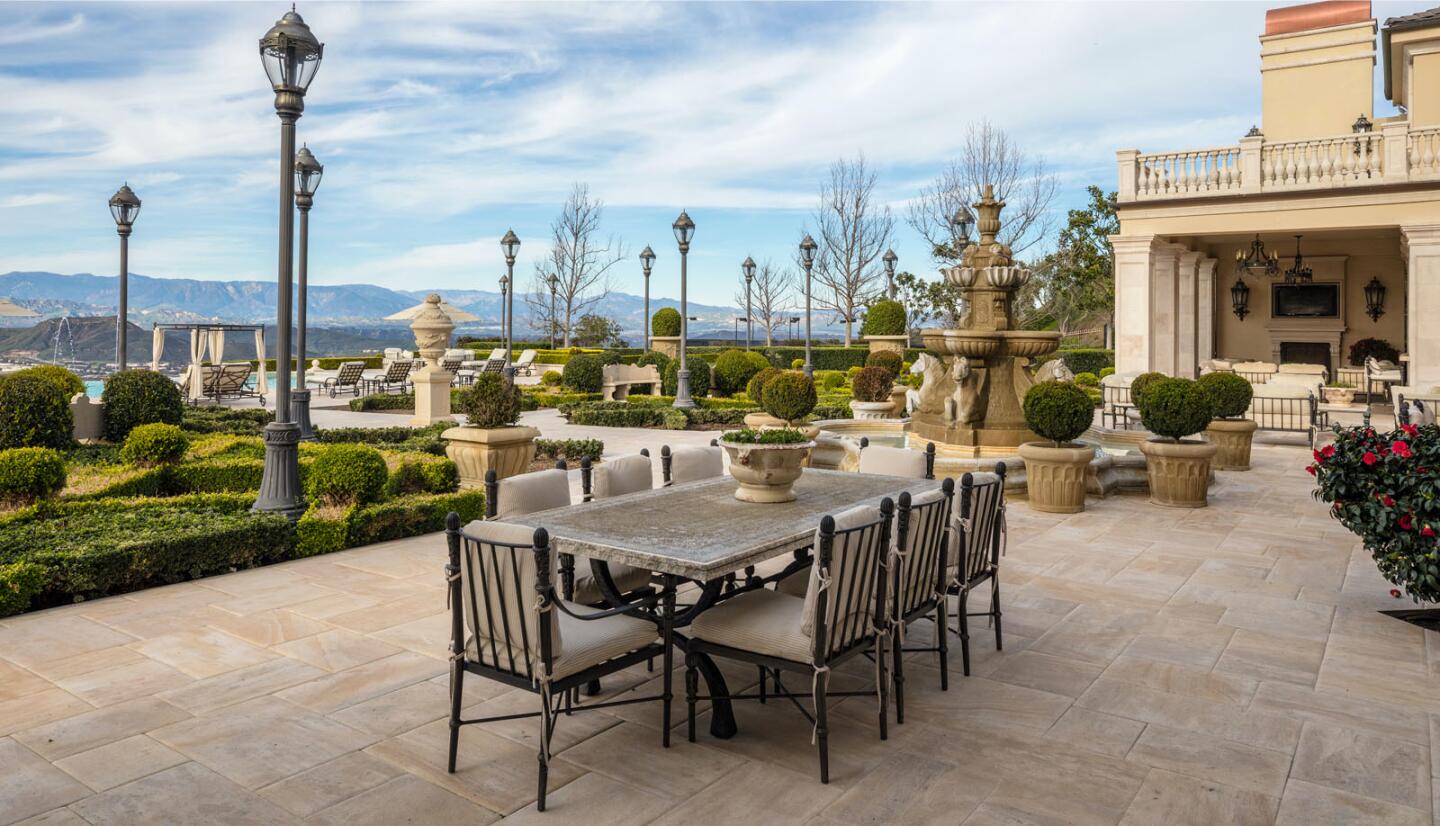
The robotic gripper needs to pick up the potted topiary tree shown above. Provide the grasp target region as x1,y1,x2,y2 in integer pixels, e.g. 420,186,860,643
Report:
1322,380,1356,406
649,308,683,360
1198,372,1257,471
720,371,817,503
1136,377,1218,507
1017,381,1096,513
850,366,896,420
443,372,538,486
861,299,908,356
742,367,785,429
865,350,909,416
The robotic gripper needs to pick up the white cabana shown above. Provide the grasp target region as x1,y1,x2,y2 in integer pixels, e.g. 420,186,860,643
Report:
151,323,266,403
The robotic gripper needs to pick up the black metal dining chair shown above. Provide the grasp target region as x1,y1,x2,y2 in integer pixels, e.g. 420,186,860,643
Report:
889,480,955,721
948,464,1008,675
444,514,674,813
683,499,895,783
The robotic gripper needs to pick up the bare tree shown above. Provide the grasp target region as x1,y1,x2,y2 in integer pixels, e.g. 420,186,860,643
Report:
733,259,794,347
907,120,1058,263
524,183,625,348
810,154,894,346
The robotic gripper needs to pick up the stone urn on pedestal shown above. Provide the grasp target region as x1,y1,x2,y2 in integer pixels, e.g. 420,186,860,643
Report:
409,294,457,427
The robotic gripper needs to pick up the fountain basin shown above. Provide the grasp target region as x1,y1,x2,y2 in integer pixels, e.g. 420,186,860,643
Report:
919,329,1062,360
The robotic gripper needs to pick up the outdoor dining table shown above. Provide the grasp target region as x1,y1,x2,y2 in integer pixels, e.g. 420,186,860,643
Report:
507,467,940,739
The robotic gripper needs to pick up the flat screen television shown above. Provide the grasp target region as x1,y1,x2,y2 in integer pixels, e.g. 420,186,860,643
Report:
1272,283,1339,318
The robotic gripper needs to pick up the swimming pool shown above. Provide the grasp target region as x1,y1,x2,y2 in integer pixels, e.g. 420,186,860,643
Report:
83,376,282,397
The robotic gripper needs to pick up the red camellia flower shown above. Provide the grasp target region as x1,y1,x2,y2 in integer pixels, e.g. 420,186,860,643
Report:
1363,452,1378,466
1393,441,1413,458
1401,423,1419,437
1306,465,1317,476
1321,444,1335,458
1391,589,1403,598
1312,450,1323,463
1399,514,1413,530
1382,495,1395,507
1424,525,1436,537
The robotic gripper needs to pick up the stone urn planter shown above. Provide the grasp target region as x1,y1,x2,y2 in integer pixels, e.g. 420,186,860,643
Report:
1017,442,1095,513
864,334,909,357
1138,439,1218,508
1205,417,1258,471
1322,386,1356,406
850,400,894,420
649,336,681,361
443,425,540,487
719,439,815,503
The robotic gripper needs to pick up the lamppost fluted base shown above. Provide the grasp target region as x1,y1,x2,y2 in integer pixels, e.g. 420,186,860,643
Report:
673,370,696,409
291,389,316,441
253,421,306,520
802,363,814,379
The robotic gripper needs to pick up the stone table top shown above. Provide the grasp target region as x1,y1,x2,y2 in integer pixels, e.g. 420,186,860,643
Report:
508,468,938,581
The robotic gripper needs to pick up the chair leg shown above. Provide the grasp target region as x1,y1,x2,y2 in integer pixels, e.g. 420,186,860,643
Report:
936,602,950,691
815,669,830,784
958,589,972,677
876,637,889,742
685,653,699,743
758,666,767,704
992,578,1003,651
447,663,463,773
584,679,602,696
891,625,905,725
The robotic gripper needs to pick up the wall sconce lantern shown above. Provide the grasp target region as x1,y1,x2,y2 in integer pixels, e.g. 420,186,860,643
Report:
1364,276,1386,321
1231,277,1251,320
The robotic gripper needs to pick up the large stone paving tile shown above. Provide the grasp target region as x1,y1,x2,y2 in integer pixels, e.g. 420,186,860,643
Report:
256,751,401,817
498,771,673,825
274,628,401,672
1077,677,1300,753
129,627,276,679
53,656,192,707
557,721,741,800
1290,721,1431,811
0,738,89,825
0,615,135,668
648,761,844,826
13,696,189,761
0,689,92,738
276,651,445,714
307,774,498,826
1126,725,1293,798
816,751,994,825
1118,768,1278,825
51,734,186,792
69,761,302,826
157,656,326,715
1274,778,1429,826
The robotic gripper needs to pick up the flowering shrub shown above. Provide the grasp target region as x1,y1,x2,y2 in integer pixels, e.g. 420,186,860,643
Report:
1310,422,1440,602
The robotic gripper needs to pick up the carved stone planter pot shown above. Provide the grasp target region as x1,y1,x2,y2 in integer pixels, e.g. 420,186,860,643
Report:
850,400,895,421
1017,442,1095,513
649,336,681,360
1205,417,1258,471
443,425,540,487
720,440,814,503
1139,438,1218,508
864,335,909,356
1322,386,1355,406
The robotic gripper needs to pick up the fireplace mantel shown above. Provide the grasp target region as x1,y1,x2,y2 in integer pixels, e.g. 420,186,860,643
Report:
1268,319,1347,369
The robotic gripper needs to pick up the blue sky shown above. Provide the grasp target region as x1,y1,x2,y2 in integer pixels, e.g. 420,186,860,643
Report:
0,0,1415,307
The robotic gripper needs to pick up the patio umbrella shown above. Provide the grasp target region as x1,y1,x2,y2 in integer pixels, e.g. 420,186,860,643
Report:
0,298,38,318
384,297,480,323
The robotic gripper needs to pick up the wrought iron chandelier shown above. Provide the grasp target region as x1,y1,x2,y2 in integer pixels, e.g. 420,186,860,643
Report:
1283,235,1313,283
1235,234,1279,277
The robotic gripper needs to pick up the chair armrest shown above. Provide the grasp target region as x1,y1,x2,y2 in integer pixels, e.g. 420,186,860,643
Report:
543,584,667,621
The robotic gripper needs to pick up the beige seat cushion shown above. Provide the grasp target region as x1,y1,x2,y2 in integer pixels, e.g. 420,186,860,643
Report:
669,446,724,485
571,564,653,605
947,472,1003,570
495,469,571,519
468,599,657,680
1278,363,1326,376
688,588,811,663
460,520,560,674
858,445,927,478
593,454,653,499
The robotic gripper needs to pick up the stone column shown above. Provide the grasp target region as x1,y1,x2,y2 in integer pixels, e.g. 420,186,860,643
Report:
1404,225,1440,389
1197,257,1218,363
1110,235,1159,375
410,294,458,427
1177,250,1203,378
1239,133,1264,194
1151,244,1184,376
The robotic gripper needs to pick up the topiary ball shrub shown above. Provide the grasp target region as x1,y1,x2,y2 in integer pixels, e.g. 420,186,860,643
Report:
1074,372,1099,388
1137,378,1214,441
861,299,907,337
763,371,817,423
541,370,563,387
2,365,84,399
1099,366,1115,378
562,353,605,393
120,423,189,467
815,370,846,391
0,560,47,618
713,349,770,396
1129,371,1169,410
1023,381,1094,446
1197,372,1253,419
791,358,805,370
1348,337,1400,367
865,350,904,379
851,366,894,403
102,369,183,442
0,375,72,451
746,367,781,403
457,373,521,429
635,350,671,374
0,447,67,506
651,307,682,338
598,350,624,366
663,358,710,397
305,444,389,507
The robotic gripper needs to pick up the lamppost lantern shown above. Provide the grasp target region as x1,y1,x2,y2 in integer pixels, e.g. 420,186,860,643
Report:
1364,276,1387,322
1230,277,1251,321
950,206,974,246
639,245,655,351
673,211,696,408
799,234,817,265
547,273,559,350
799,234,817,378
109,183,141,371
254,5,323,519
1352,113,1374,134
499,230,519,380
292,144,323,441
294,144,323,202
742,256,756,280
882,247,897,298
501,229,520,264
742,256,756,351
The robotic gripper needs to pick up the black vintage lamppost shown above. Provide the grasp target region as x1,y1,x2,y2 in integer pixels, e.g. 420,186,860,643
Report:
799,234,817,379
741,256,755,350
254,5,322,519
882,248,897,299
1230,277,1251,321
108,184,141,371
500,229,520,380
1364,276,1387,321
547,274,558,350
639,246,655,351
672,211,696,409
292,144,322,441
498,273,509,351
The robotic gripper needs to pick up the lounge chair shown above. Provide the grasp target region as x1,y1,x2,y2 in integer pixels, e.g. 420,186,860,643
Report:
323,361,367,398
208,363,262,404
513,349,538,376
362,360,414,395
180,364,224,404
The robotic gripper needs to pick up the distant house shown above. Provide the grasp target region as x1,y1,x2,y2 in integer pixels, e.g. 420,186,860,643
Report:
1111,1,1440,387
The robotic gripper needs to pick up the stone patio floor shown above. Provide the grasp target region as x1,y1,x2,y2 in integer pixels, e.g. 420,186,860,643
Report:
1,442,1435,825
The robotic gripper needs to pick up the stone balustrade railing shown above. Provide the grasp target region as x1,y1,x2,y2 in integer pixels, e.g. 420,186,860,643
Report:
1118,120,1434,202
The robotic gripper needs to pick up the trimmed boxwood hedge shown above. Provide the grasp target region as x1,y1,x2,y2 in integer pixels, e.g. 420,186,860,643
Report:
296,490,486,557
1056,348,1114,377
102,369,183,442
0,375,72,451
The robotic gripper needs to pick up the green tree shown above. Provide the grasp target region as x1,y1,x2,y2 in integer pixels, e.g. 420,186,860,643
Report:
892,270,964,331
572,313,625,348
1025,185,1117,336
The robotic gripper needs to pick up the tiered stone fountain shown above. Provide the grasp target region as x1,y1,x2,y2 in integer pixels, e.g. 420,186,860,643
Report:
908,185,1060,454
